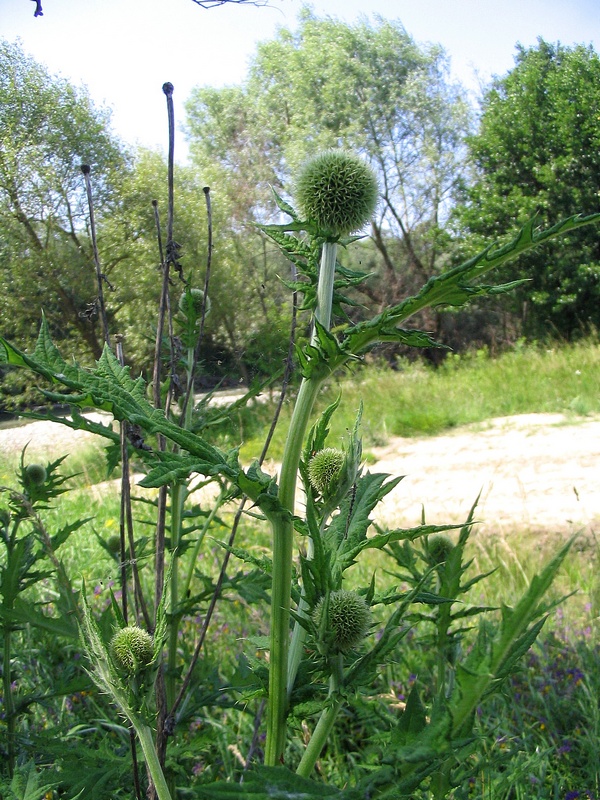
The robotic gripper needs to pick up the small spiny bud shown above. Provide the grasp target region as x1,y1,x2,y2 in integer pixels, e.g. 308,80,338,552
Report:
426,535,455,566
179,288,211,320
313,590,372,653
307,448,344,497
106,535,122,555
110,626,154,675
295,150,378,239
25,463,47,485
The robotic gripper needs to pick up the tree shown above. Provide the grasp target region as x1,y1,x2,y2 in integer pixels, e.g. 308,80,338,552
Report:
456,40,600,339
185,10,472,327
189,0,269,6
116,147,293,387
0,38,131,381
26,0,267,17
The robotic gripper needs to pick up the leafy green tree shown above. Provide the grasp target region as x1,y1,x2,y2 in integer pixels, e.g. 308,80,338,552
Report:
185,10,472,320
0,38,130,394
456,40,600,339
110,146,293,391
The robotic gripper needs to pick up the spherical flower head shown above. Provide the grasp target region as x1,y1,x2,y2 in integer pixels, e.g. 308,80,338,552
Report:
106,535,122,555
25,463,47,485
110,626,154,675
426,535,455,566
295,151,378,239
313,590,371,653
307,448,344,497
179,288,211,321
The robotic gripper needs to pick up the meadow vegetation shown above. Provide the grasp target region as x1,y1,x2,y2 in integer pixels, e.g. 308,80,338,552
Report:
2,335,599,799
1,9,600,800
235,338,600,458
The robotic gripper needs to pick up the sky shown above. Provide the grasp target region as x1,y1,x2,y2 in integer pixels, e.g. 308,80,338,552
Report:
2,0,600,160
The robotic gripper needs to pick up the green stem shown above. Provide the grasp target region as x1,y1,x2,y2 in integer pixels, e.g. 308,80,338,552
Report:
3,626,15,777
296,653,344,778
181,488,225,602
136,721,174,800
286,240,337,700
286,550,311,701
313,242,337,334
265,377,322,765
287,507,331,698
265,240,338,766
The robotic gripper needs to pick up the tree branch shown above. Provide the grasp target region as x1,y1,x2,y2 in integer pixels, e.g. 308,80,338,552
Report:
190,0,268,7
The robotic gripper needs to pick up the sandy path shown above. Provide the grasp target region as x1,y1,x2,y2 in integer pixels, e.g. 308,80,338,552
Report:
1,412,599,538
369,413,600,539
0,412,114,461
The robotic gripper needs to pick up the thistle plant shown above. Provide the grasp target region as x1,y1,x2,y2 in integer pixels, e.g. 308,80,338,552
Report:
23,463,47,486
295,150,379,241
2,99,600,797
263,151,379,765
78,583,171,800
0,455,83,778
111,626,155,675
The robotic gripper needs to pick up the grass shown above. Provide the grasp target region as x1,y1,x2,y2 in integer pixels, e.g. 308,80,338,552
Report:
3,339,600,796
236,339,600,460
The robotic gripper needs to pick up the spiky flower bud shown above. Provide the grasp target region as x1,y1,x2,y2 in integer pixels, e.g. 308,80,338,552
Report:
426,535,455,566
25,463,47,485
179,288,211,320
110,626,154,675
295,151,378,239
106,535,122,555
313,590,371,653
307,448,345,497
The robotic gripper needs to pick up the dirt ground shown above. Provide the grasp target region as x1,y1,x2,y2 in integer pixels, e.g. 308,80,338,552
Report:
368,413,600,541
1,411,599,540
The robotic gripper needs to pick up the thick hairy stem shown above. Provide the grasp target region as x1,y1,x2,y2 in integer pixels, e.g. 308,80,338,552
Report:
265,241,337,766
313,242,337,334
135,721,173,800
286,540,313,700
296,654,344,778
265,377,323,765
287,240,337,698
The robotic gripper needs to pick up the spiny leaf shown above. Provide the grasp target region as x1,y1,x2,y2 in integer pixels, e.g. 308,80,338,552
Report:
337,212,600,357
342,521,463,570
296,319,348,379
303,396,341,464
327,473,401,553
393,685,428,745
270,187,300,221
0,322,241,484
138,452,231,489
449,536,575,736
215,543,273,575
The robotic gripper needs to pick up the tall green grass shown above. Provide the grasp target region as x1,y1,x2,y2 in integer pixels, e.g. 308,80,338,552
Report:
4,340,598,470
239,339,600,459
